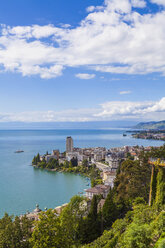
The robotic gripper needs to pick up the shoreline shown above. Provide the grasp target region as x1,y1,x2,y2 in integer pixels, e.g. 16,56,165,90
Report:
32,164,91,179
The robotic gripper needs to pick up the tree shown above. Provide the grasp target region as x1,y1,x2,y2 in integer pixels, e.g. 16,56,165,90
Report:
126,152,134,160
82,159,88,167
82,200,164,248
80,195,101,244
32,156,37,165
0,213,14,248
102,188,118,229
46,158,59,169
155,166,165,207
0,213,32,248
114,159,151,207
63,160,69,168
91,178,96,187
154,236,165,248
70,157,78,167
60,195,86,247
36,153,40,163
21,215,33,247
120,222,152,248
30,209,64,248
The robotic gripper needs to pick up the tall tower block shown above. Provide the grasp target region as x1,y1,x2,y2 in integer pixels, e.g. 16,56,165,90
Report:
66,136,73,153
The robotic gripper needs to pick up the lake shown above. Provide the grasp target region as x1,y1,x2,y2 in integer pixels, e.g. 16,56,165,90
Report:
0,129,164,217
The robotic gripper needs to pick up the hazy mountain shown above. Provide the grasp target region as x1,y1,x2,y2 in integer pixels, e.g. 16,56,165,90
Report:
134,120,165,130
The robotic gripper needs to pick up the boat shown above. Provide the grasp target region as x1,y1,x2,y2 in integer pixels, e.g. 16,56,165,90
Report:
123,133,127,137
15,150,24,153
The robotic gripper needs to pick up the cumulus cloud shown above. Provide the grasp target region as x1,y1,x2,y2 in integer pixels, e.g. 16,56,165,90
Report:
86,5,104,12
131,0,146,8
95,101,152,117
0,108,100,123
95,97,165,118
59,23,71,28
1,97,165,122
151,0,165,6
75,73,95,79
143,97,165,112
119,91,132,95
0,0,165,78
86,6,96,12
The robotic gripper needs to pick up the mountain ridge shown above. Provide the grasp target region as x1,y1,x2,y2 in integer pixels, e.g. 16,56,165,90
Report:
134,120,165,130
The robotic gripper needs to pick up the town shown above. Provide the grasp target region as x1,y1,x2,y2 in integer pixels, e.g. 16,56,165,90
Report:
29,136,156,221
131,130,165,141
39,136,154,188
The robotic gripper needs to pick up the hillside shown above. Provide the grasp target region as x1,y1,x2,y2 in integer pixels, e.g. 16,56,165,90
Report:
134,120,165,130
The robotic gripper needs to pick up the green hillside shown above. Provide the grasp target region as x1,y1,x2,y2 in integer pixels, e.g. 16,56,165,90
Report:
134,120,165,130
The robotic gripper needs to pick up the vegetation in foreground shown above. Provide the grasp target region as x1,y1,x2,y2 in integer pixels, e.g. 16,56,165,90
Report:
0,145,164,247
83,201,165,248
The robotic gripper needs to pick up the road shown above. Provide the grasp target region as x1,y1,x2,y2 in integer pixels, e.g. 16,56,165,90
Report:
95,162,110,171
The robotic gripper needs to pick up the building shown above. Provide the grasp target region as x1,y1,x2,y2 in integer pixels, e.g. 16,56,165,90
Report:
42,149,60,163
45,154,58,163
66,136,73,153
52,150,59,159
105,153,121,170
103,171,116,187
94,152,104,162
85,184,110,199
66,151,79,161
66,151,88,162
26,204,42,221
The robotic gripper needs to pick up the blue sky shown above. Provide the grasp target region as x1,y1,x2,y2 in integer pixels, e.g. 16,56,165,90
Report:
0,0,165,123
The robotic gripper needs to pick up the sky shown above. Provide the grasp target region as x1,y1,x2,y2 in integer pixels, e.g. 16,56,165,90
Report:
0,0,165,123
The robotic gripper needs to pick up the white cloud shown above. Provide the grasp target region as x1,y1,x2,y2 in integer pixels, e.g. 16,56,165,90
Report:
143,97,165,112
86,5,104,12
19,64,63,79
1,97,165,122
75,73,95,79
0,0,165,78
59,23,71,28
86,6,95,12
0,108,100,123
95,97,165,118
95,101,153,117
151,0,165,6
119,91,132,95
131,0,146,8
105,0,132,13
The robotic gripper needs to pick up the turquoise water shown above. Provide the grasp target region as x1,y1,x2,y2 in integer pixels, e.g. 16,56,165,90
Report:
0,129,164,218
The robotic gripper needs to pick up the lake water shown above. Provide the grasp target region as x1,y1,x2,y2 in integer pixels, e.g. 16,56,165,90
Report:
0,129,164,218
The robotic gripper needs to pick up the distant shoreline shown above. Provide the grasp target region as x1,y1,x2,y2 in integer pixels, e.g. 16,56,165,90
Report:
129,130,165,142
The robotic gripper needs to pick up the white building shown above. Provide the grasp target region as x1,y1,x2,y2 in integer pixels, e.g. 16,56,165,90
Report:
85,185,110,199
103,171,116,187
66,151,88,162
105,153,121,169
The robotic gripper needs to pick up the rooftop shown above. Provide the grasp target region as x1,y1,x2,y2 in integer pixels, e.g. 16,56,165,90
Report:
85,184,110,194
